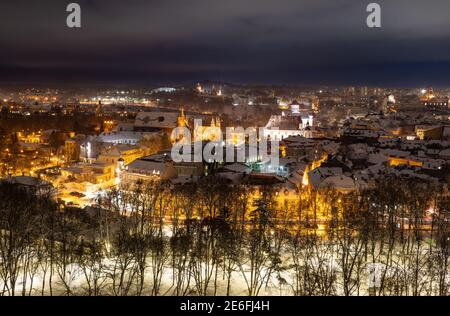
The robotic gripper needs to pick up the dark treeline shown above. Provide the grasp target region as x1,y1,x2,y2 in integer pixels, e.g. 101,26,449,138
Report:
0,114,101,134
0,177,449,296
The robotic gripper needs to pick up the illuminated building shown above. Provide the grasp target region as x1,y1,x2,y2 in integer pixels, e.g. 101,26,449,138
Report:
359,86,368,97
415,125,443,140
196,83,204,93
420,88,449,109
420,88,436,101
98,144,144,166
193,117,222,142
177,108,188,128
424,99,449,108
18,131,44,144
281,135,316,157
382,94,397,114
232,94,255,106
153,87,176,93
226,127,247,146
388,156,423,168
346,86,356,96
277,98,289,110
61,161,115,193
311,96,319,112
341,123,386,142
172,108,223,143
171,108,190,143
64,139,81,162
290,101,300,114
99,131,154,145
103,120,116,132
263,114,314,141
121,154,177,184
96,101,103,116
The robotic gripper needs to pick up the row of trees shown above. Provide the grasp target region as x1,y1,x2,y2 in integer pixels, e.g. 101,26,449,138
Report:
0,177,449,296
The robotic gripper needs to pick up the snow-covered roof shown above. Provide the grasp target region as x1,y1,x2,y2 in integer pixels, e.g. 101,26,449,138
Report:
367,152,388,165
135,111,179,129
320,175,356,191
127,159,167,174
308,167,343,188
381,148,411,158
439,148,450,159
4,176,52,188
223,163,251,174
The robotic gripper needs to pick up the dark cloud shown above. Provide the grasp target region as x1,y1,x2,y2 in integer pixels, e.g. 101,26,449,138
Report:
1,0,450,86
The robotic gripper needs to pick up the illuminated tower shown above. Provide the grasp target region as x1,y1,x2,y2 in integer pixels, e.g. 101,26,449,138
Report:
382,94,397,114
172,107,190,143
312,96,319,112
425,88,435,100
215,117,221,129
96,101,103,116
177,107,188,128
210,117,220,129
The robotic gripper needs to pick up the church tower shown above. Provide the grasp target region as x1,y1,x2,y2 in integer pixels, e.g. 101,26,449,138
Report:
178,107,188,128
215,117,221,129
96,101,103,116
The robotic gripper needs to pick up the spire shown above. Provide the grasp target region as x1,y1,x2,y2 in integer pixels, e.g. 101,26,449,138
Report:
178,107,187,127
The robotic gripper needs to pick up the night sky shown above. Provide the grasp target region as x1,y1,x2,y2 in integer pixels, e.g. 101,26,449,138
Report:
1,0,450,87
